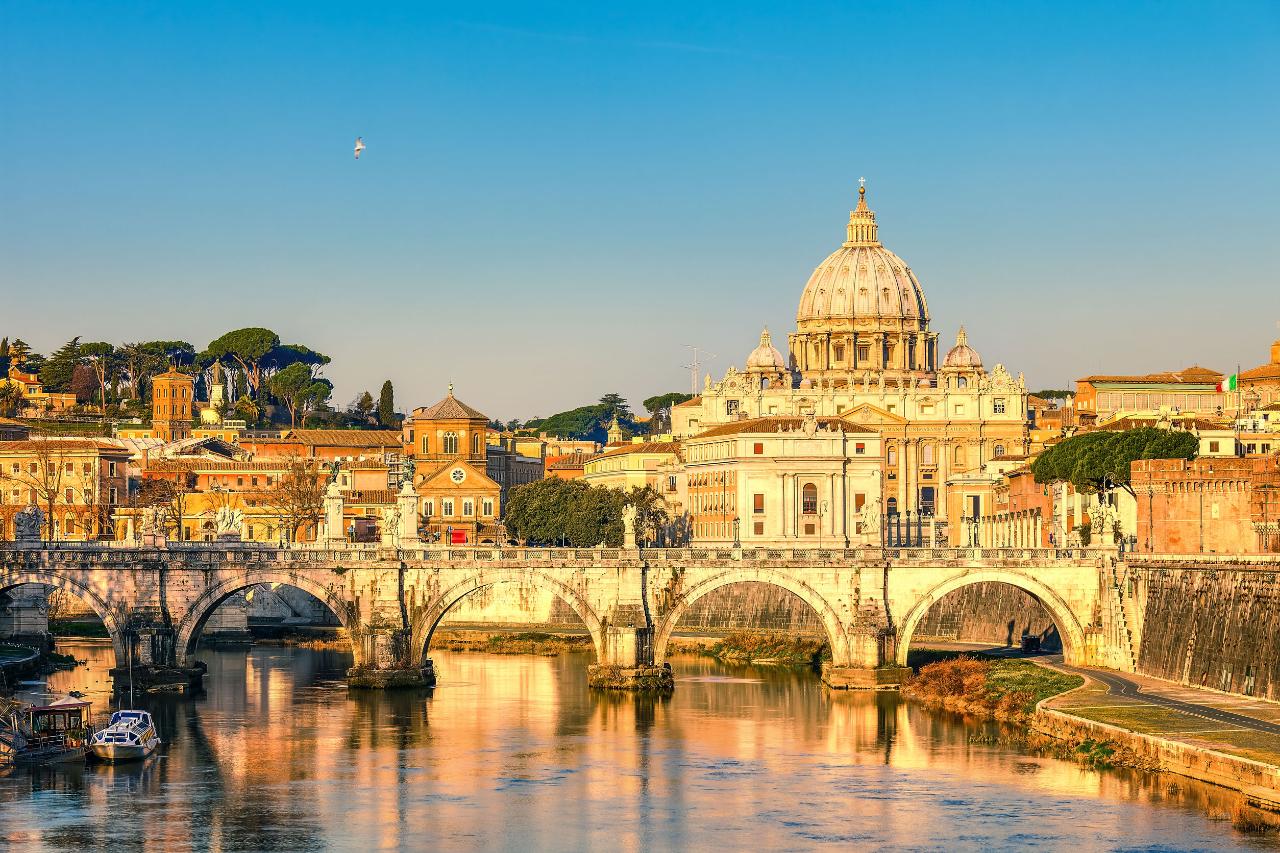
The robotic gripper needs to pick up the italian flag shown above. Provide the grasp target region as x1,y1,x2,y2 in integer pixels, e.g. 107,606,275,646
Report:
1216,374,1238,392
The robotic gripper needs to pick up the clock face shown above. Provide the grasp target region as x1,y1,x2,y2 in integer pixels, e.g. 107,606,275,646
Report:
450,468,466,484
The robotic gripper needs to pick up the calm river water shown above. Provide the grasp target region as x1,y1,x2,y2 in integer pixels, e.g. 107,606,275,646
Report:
0,640,1273,852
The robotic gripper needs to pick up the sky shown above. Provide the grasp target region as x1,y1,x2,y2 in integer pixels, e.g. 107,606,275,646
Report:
2,1,1278,421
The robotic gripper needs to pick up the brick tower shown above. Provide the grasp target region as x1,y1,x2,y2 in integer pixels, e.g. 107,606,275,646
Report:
152,367,194,442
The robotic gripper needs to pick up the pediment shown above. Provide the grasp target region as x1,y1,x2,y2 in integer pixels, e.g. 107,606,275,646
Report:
838,403,909,425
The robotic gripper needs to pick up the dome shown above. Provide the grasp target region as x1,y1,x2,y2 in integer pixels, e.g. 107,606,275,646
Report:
745,328,787,373
794,185,929,326
942,326,982,369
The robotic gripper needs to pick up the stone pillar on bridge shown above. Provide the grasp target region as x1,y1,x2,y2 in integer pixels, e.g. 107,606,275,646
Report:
323,483,345,545
820,564,911,689
397,482,419,546
587,563,673,693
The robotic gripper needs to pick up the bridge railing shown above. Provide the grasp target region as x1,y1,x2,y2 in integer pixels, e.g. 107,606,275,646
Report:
1,539,1107,568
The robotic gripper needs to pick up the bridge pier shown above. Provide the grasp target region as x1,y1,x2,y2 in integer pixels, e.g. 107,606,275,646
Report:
820,616,910,690
111,624,206,694
347,627,436,690
587,600,673,693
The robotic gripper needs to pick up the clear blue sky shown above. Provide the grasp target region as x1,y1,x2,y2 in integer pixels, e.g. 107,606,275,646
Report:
3,1,1278,419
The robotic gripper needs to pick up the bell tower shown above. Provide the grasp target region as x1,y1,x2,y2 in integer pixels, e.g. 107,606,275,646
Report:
152,367,194,443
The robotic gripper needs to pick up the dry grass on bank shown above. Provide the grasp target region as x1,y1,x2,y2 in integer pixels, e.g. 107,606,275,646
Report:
904,656,1083,721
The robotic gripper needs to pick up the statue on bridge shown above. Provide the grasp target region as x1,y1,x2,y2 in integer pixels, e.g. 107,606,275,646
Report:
214,506,245,539
14,505,44,541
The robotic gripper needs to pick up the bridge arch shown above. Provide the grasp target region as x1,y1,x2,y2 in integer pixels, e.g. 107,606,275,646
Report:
652,568,852,666
175,570,359,666
895,569,1088,667
411,569,605,665
0,568,127,668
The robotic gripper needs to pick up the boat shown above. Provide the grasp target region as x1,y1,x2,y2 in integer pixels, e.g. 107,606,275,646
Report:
89,710,160,762
0,696,94,765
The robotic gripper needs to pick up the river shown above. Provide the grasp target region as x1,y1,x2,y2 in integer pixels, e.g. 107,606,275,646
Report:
0,640,1273,852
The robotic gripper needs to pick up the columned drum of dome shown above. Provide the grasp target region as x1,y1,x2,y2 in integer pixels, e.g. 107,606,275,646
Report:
788,184,939,387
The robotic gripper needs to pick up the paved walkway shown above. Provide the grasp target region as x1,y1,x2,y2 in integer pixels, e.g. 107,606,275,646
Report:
1042,658,1280,768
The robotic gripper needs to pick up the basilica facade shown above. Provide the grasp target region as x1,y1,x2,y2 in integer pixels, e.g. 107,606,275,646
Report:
670,185,1029,538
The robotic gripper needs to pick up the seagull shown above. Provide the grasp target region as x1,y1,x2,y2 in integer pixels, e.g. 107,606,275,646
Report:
354,137,366,159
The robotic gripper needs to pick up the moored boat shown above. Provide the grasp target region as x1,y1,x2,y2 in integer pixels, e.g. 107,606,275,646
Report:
89,710,160,762
0,696,94,765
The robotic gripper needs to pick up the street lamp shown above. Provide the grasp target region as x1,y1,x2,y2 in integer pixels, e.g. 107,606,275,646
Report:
733,516,740,549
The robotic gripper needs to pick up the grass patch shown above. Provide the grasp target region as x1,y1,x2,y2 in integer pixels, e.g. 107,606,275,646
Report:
905,656,1083,721
433,630,594,656
705,631,829,667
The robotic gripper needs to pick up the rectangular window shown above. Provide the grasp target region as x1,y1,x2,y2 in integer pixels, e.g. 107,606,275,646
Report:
463,500,474,517
108,461,117,477
954,404,966,416
82,462,91,474
804,523,816,535
994,399,1007,414
422,437,430,454
65,488,74,503
109,487,118,505
425,499,434,517
857,346,869,362
65,462,73,474
1209,440,1220,453
753,493,765,514
482,499,494,516
855,442,865,455
833,344,845,362
753,521,764,535
442,499,454,517
237,477,244,487
753,442,764,455
726,400,740,415
855,493,866,512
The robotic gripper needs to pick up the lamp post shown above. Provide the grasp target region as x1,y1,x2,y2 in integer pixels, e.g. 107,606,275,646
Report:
733,516,740,549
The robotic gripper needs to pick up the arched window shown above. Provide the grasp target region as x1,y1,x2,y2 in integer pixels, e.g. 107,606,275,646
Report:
443,432,458,455
922,444,935,465
954,445,966,467
887,446,897,466
801,483,818,514
957,376,968,388
472,433,480,455
886,497,898,516
994,444,1006,458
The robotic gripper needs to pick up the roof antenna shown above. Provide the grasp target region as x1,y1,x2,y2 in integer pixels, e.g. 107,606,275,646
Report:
683,346,716,396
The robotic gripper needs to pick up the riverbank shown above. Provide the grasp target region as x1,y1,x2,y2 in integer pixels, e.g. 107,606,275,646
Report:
903,654,1280,827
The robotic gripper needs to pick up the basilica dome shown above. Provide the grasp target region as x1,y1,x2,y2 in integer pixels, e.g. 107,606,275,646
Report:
794,186,929,326
787,183,938,386
745,328,787,373
942,327,982,369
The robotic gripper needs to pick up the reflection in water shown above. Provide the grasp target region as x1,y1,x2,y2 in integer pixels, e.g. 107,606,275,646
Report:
0,641,1270,851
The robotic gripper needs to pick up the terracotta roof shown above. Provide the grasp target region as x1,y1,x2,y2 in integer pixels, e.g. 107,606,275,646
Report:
1241,363,1280,381
0,438,131,454
1098,414,1229,432
1078,366,1223,384
673,396,702,408
413,391,487,421
145,459,291,472
990,453,1029,462
278,429,401,448
346,489,395,504
590,441,683,460
692,416,875,438
546,451,592,470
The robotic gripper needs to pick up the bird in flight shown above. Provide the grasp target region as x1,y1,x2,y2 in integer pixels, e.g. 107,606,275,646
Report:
354,137,366,159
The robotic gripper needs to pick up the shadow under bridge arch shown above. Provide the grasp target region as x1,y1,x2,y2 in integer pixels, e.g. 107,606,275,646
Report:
1,568,127,668
651,568,852,666
174,570,359,666
895,569,1088,667
410,569,605,665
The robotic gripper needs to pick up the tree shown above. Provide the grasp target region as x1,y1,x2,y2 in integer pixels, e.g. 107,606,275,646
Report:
205,328,281,399
79,341,119,412
598,393,632,421
38,337,82,393
504,479,665,547
643,392,694,414
135,472,196,541
261,457,327,542
234,395,261,425
7,339,31,370
0,336,8,376
269,362,332,428
120,340,195,400
69,364,98,404
377,380,396,427
0,436,74,541
0,382,25,417
1031,427,1198,497
351,391,375,423
530,403,610,441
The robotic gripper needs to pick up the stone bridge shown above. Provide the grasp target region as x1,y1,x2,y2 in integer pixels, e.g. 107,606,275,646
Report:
0,543,1118,691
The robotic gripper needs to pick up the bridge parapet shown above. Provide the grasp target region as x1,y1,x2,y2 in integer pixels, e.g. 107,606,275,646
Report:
0,541,1107,571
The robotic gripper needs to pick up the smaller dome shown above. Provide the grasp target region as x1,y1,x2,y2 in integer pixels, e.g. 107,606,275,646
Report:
745,328,787,373
943,326,983,369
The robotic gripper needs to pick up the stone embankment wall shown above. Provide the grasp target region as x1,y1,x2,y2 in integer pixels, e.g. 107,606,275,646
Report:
910,583,1061,650
1125,561,1280,700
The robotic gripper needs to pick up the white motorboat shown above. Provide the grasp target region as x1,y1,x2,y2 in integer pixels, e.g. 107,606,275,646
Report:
89,710,160,763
